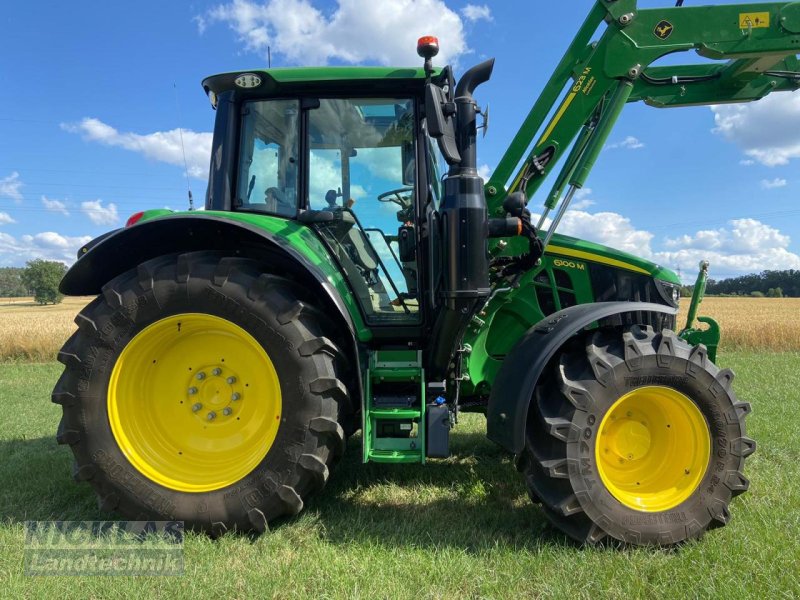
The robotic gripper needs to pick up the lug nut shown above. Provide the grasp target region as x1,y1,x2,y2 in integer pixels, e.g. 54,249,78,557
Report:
196,372,206,380
191,403,202,412
188,387,198,395
231,392,241,401
226,376,237,384
222,407,233,416
207,411,217,421
212,368,222,376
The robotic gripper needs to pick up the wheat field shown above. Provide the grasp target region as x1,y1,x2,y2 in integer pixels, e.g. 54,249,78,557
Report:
0,296,94,361
0,295,798,361
678,296,800,352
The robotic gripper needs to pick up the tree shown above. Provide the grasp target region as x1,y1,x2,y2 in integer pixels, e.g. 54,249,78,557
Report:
0,267,29,297
767,287,784,298
21,259,67,304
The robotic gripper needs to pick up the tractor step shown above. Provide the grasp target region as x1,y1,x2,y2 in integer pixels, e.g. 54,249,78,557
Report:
367,449,424,463
368,408,421,419
363,350,426,464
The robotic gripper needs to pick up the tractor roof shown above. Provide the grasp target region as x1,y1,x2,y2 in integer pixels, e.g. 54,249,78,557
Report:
202,66,441,98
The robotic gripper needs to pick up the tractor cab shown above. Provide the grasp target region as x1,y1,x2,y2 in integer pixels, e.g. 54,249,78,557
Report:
202,68,455,327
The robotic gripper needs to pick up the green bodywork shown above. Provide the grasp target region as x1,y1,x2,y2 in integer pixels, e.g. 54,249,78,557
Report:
460,235,681,401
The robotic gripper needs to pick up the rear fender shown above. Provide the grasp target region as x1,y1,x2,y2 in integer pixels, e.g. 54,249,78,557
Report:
62,214,350,326
486,301,677,454
61,214,363,420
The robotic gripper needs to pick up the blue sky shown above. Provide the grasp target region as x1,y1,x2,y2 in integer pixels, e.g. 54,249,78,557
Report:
2,0,799,280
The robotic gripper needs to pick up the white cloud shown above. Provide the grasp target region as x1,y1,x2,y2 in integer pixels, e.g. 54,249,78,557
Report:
41,196,70,216
200,0,468,66
62,118,212,179
0,172,23,203
477,163,492,181
657,218,800,276
356,147,403,183
0,231,93,266
712,93,800,166
81,199,119,226
607,136,644,150
570,187,595,211
0,212,15,225
539,201,800,279
761,177,787,190
461,4,492,22
544,209,654,256
739,159,755,166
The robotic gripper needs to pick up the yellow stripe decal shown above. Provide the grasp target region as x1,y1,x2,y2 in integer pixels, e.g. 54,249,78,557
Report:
537,90,578,146
508,90,580,193
546,245,650,275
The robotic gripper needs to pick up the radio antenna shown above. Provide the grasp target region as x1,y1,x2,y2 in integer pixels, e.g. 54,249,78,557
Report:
173,83,195,211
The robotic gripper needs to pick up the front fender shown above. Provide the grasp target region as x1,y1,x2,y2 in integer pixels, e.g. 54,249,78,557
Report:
486,301,677,454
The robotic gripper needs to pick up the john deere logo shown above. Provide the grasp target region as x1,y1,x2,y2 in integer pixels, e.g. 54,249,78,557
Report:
654,20,674,40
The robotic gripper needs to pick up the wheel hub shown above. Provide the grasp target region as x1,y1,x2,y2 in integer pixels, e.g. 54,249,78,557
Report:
606,418,651,462
188,367,242,423
596,386,711,512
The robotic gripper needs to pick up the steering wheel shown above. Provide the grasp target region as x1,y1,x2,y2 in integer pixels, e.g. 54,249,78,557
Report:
378,187,414,209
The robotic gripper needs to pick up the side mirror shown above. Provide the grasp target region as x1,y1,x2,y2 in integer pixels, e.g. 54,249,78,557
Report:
425,83,460,165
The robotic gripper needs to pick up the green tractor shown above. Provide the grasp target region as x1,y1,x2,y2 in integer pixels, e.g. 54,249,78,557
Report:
54,0,800,545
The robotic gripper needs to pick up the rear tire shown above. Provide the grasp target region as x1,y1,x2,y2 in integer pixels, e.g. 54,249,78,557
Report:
519,325,755,546
52,252,349,534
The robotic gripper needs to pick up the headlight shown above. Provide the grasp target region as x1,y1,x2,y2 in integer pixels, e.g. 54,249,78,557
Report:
654,279,681,308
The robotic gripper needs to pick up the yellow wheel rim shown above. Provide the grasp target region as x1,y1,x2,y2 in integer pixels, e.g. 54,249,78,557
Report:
108,314,282,493
595,386,710,512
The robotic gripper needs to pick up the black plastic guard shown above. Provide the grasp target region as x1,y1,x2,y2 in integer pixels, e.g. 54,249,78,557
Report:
486,301,677,454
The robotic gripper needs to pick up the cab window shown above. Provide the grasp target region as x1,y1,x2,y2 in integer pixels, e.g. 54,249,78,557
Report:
308,98,420,323
235,99,299,215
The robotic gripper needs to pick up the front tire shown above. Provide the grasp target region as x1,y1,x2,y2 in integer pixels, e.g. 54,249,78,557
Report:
518,326,755,546
53,252,349,534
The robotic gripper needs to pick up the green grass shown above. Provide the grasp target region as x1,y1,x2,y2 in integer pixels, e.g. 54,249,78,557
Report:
1,352,799,599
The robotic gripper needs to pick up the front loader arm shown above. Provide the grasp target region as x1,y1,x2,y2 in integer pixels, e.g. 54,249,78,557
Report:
486,0,800,226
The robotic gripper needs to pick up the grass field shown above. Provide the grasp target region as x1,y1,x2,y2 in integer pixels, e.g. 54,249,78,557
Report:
1,352,799,598
2,295,800,362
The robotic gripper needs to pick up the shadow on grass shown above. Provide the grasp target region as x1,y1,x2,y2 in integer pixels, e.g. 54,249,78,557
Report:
0,437,99,524
297,432,579,552
0,433,575,551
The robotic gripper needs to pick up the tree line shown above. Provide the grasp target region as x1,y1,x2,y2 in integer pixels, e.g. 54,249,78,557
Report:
702,269,800,298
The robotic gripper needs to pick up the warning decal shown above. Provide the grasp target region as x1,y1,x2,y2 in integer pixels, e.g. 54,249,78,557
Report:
739,12,770,29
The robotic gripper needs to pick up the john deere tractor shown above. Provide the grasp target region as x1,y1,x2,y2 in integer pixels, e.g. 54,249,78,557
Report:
54,1,799,545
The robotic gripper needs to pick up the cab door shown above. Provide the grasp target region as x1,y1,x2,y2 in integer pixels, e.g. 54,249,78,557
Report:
306,97,421,325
